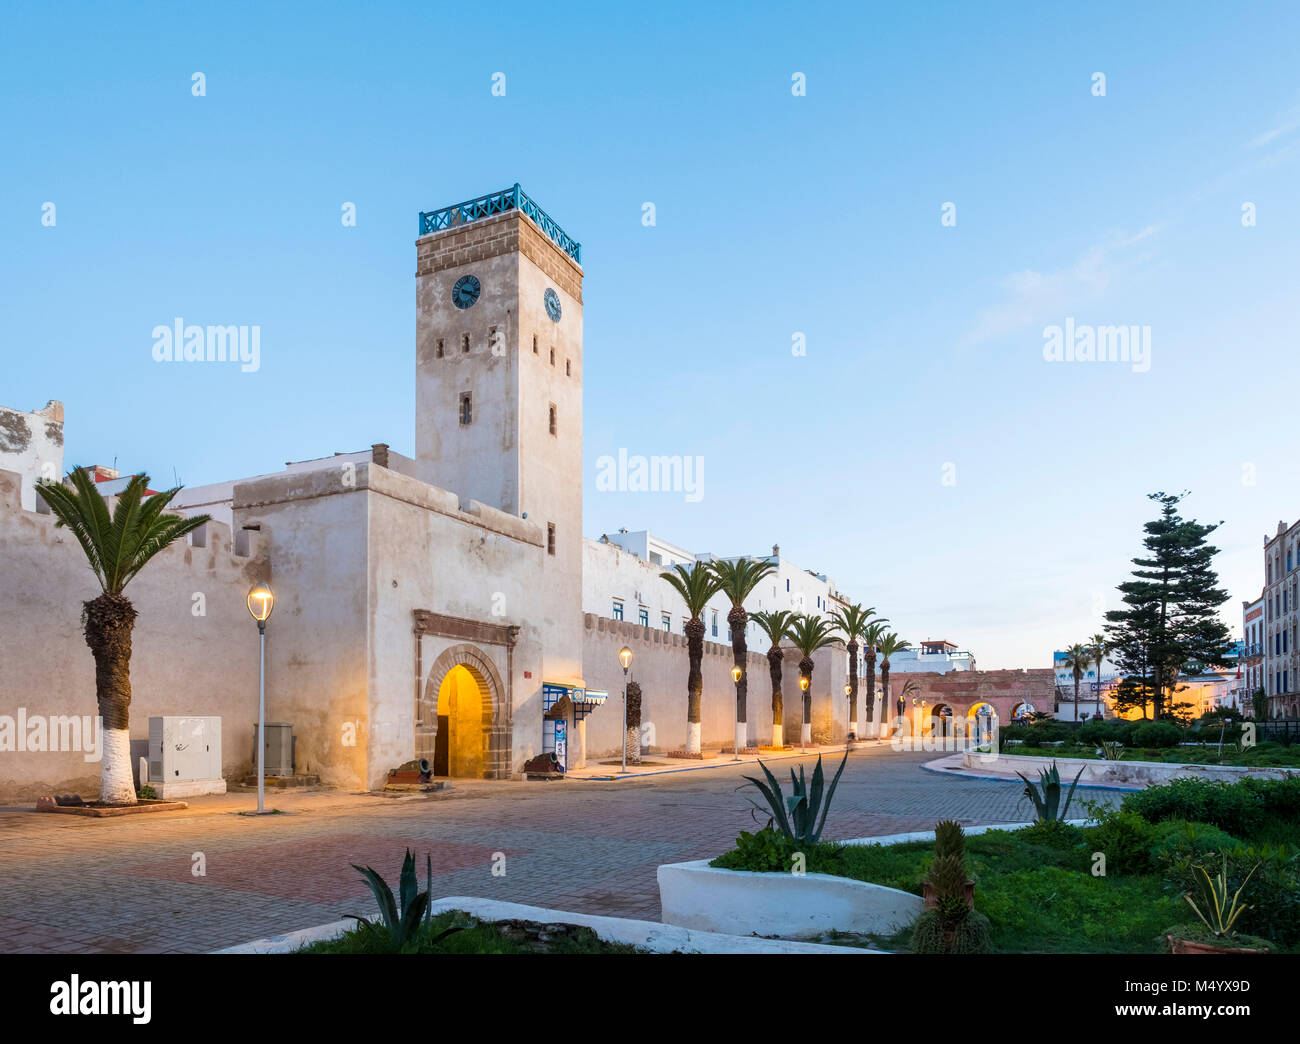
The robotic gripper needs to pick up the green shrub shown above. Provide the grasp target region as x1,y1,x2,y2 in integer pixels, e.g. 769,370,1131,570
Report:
1088,807,1158,875
1132,721,1184,748
1079,718,1135,746
1018,819,1085,851
712,827,804,872
1123,776,1300,842
1218,842,1300,947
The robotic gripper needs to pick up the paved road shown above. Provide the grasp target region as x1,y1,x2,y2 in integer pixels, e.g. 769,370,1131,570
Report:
0,746,1123,953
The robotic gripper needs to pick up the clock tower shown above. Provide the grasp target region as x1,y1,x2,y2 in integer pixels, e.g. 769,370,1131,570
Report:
414,185,584,687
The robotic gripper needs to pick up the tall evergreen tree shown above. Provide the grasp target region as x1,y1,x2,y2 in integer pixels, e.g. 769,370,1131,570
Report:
1104,491,1233,720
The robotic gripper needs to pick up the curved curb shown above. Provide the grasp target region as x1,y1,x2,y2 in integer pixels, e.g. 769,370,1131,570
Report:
920,754,1140,791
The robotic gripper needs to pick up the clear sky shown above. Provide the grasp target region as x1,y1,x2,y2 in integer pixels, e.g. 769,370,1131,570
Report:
3,1,1298,668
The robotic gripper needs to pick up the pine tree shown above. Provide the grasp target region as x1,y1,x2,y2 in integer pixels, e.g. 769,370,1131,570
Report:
1104,491,1233,720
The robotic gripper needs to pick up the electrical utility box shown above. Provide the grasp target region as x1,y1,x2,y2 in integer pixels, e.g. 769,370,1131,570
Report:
147,716,227,797
253,722,294,777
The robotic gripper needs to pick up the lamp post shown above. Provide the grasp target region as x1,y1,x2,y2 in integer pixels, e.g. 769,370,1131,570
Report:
844,682,853,747
618,646,633,774
799,675,810,751
731,665,743,761
246,582,275,814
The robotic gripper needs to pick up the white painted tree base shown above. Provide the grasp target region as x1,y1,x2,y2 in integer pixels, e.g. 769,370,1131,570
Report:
100,727,136,805
685,721,701,754
734,723,746,753
771,723,783,746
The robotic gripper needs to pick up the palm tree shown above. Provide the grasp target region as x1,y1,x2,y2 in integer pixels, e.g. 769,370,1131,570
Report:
708,557,777,753
1087,633,1108,720
876,632,911,734
751,610,797,746
660,562,724,754
861,618,890,737
898,679,922,735
1060,642,1092,721
827,603,877,740
786,613,838,745
35,469,209,805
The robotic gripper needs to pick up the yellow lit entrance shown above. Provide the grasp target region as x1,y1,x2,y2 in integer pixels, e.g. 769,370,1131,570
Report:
434,665,487,778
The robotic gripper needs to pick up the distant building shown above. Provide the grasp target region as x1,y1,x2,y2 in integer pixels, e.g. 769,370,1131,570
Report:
1262,519,1300,719
889,640,976,674
1239,595,1264,714
1052,649,1120,721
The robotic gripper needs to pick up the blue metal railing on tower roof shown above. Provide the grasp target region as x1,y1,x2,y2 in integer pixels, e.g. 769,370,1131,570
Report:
419,184,581,264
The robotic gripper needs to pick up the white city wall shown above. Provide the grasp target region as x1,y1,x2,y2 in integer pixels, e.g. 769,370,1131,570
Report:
0,467,269,801
0,401,64,512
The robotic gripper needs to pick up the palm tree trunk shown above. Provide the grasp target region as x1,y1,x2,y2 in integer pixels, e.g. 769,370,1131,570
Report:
882,659,893,735
83,593,139,805
685,617,705,753
1074,675,1081,722
1095,657,1103,718
729,606,748,752
864,648,877,736
800,657,814,745
768,644,784,746
846,639,859,739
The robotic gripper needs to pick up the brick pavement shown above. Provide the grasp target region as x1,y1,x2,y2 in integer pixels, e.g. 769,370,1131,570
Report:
0,746,1124,953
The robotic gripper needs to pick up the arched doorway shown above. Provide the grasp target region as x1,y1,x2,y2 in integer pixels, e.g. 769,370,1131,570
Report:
419,644,504,779
434,665,488,777
925,704,952,736
967,702,998,742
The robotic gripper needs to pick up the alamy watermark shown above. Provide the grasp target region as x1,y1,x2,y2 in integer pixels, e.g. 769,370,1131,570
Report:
151,318,261,372
595,449,704,503
0,710,102,761
1042,318,1150,373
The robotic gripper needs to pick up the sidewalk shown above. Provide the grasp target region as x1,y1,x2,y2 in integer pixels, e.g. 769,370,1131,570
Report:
564,741,881,781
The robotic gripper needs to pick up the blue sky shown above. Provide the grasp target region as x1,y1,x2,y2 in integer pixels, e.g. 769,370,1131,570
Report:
3,1,1298,667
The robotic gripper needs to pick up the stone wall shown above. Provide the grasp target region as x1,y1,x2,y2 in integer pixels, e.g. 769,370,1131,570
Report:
872,667,1055,727
0,467,270,801
580,613,849,757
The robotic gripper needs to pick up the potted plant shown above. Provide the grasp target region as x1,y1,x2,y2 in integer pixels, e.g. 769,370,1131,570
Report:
1165,856,1274,954
911,821,992,954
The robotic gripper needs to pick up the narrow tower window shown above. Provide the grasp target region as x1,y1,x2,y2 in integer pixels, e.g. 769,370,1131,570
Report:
462,333,470,353
548,403,557,436
547,522,556,556
549,347,555,366
459,392,472,425
532,334,538,354
436,338,444,358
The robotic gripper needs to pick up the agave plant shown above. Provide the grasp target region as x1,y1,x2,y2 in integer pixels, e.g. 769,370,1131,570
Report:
1184,855,1261,938
348,849,466,950
1099,740,1125,761
742,750,848,844
1016,761,1085,823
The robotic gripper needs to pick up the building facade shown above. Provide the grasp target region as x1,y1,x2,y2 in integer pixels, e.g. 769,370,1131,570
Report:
1262,519,1300,719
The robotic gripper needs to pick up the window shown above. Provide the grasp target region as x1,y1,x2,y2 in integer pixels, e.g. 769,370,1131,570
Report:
462,333,470,353
662,613,671,632
786,579,790,592
711,609,718,637
459,392,472,425
549,347,555,365
612,599,624,621
639,608,649,627
533,334,538,354
566,358,571,376
436,338,444,358
546,523,556,556
548,403,557,436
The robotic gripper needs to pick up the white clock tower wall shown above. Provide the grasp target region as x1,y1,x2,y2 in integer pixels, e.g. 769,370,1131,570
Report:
414,200,584,694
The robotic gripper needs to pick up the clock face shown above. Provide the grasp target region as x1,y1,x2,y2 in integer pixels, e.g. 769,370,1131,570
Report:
452,274,481,310
544,287,562,322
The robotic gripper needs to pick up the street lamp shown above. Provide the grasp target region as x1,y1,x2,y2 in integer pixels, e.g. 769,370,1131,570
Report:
844,682,853,747
246,582,275,814
731,665,743,761
619,646,633,773
799,675,810,751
